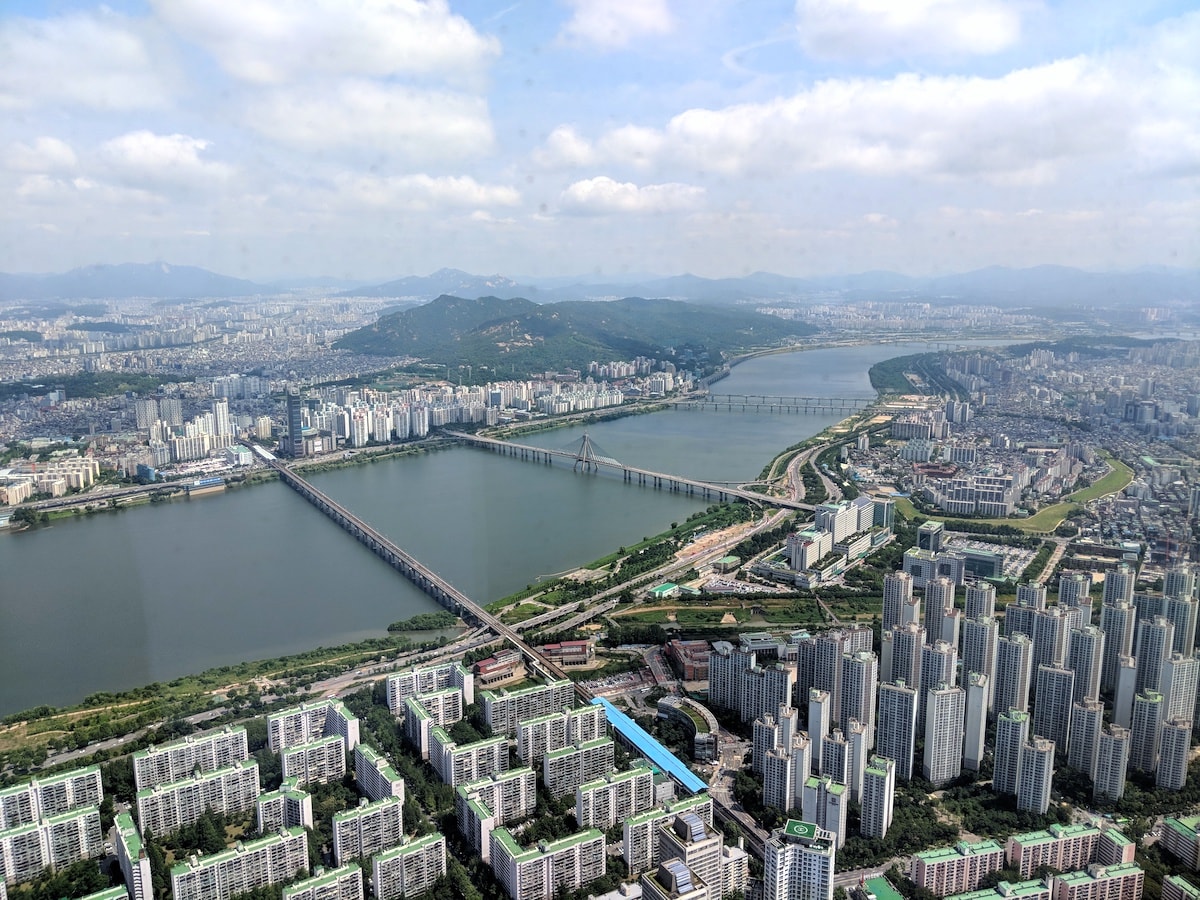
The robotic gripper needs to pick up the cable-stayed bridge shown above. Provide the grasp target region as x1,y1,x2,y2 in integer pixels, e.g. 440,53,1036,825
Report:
445,430,811,512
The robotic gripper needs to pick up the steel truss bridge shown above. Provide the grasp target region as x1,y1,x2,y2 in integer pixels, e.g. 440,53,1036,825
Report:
444,431,811,512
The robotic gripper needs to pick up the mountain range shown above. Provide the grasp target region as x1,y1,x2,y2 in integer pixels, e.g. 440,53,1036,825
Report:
1,262,1198,309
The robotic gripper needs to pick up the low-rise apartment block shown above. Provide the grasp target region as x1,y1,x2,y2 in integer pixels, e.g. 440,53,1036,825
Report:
1006,826,1135,880
911,840,1006,897
256,778,314,834
268,700,359,753
1164,875,1200,900
0,765,103,828
0,805,103,886
544,739,615,798
945,879,1052,900
483,681,577,735
517,706,607,765
332,798,404,866
114,812,153,900
575,766,655,829
1161,815,1200,869
1051,864,1143,900
372,833,447,900
430,728,509,787
282,864,364,900
136,761,259,837
133,726,248,791
354,744,406,804
281,735,347,787
490,827,606,900
386,663,474,714
170,827,309,900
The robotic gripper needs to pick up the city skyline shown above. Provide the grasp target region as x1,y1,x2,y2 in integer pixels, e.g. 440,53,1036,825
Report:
2,1,1198,280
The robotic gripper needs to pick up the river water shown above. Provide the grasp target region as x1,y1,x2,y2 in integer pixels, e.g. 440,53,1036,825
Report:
0,340,980,714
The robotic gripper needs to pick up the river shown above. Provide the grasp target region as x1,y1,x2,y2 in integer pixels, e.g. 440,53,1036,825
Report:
0,340,989,714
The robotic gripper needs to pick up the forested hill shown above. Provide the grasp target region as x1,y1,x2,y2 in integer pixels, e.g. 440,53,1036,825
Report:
334,294,815,376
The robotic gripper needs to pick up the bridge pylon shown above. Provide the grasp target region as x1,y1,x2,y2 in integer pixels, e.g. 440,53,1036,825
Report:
574,432,600,472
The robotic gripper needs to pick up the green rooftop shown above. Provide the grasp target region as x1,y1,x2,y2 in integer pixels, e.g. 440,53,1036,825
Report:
865,877,905,900
1054,863,1143,886
170,826,307,875
372,832,446,862
1008,824,1100,847
1165,876,1200,900
914,839,1004,863
946,879,1049,900
283,864,362,898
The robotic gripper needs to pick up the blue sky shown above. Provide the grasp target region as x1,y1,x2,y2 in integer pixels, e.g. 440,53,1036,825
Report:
1,0,1197,281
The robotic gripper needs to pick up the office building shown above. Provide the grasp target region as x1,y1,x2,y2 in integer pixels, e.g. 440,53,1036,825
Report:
1032,666,1074,754
841,651,878,745
282,865,363,900
657,812,723,900
354,744,406,804
1100,602,1136,692
911,839,1005,897
114,812,153,900
430,728,509,788
372,833,447,900
764,821,836,900
1094,727,1131,802
281,735,346,787
576,766,655,829
1067,699,1103,777
965,583,997,620
0,806,103,886
995,635,1034,718
517,706,607,765
861,757,896,840
136,761,259,838
482,681,576,735
1130,691,1164,773
994,710,1030,797
1017,738,1054,815
964,673,989,771
544,739,615,798
801,777,847,850
170,826,308,900
1157,718,1191,791
268,700,359,754
133,726,248,792
1135,617,1175,695
877,681,918,781
641,860,709,900
883,572,917,634
1066,627,1104,704
490,827,605,900
622,795,714,876
924,684,965,787
256,778,313,834
386,662,474,713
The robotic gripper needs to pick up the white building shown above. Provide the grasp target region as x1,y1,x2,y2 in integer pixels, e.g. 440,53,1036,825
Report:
170,827,308,900
763,820,835,900
133,726,248,792
372,833,447,900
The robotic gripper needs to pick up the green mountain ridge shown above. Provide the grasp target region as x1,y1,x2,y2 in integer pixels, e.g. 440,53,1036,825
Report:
335,294,814,376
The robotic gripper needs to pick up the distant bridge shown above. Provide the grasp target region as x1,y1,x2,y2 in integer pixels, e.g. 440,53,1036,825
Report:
445,431,811,512
674,394,875,415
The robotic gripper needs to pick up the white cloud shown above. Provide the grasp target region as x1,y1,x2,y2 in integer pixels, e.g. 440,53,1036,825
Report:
246,81,494,161
6,137,78,173
534,126,599,169
795,0,1025,63
152,0,499,89
544,52,1198,185
559,176,704,214
557,0,674,51
0,11,171,110
333,173,521,210
99,132,234,187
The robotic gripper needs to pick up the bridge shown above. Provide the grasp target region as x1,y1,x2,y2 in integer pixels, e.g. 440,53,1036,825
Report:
675,393,874,415
261,452,577,688
444,431,811,512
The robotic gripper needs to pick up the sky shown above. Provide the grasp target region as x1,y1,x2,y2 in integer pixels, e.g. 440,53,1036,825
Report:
1,0,1198,282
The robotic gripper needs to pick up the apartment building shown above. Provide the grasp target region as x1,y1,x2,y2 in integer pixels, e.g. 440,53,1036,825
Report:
386,662,474,713
0,806,103,886
136,761,259,837
482,681,577,735
372,833,447,900
543,739,616,798
490,827,606,900
516,706,607,765
430,728,509,788
282,864,364,900
623,795,715,876
133,726,248,791
170,827,308,900
114,812,153,900
0,766,103,829
256,778,314,834
281,735,347,787
267,700,359,754
576,766,655,829
911,840,1006,897
332,798,404,866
